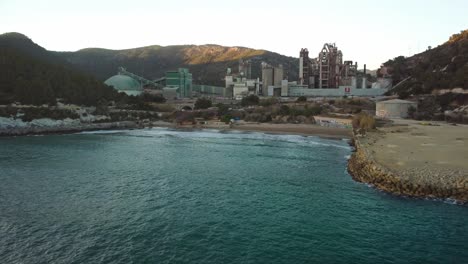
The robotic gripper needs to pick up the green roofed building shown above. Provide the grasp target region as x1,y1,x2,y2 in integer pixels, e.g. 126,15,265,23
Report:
165,68,192,98
104,74,142,96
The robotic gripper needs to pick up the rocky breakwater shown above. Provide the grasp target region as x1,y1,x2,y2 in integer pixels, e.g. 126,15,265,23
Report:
348,134,468,203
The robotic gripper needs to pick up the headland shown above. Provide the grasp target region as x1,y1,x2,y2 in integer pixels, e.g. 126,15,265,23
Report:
348,119,468,203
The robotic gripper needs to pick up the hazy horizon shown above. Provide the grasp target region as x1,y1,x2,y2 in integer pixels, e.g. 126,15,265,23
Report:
1,0,467,69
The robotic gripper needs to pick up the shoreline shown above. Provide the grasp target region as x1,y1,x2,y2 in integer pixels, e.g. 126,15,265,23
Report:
2,118,466,204
226,123,352,139
0,121,140,137
0,121,352,140
166,122,352,139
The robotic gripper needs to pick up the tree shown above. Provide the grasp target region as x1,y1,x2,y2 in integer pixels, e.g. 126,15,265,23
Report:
0,44,122,106
241,95,260,106
142,93,166,103
216,103,229,115
296,96,307,102
194,97,212,109
278,105,290,115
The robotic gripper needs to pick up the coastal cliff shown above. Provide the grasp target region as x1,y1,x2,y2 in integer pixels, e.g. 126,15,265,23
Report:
348,133,468,203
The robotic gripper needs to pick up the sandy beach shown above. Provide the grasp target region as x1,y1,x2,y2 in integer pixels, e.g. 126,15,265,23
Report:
155,121,352,139
229,123,352,139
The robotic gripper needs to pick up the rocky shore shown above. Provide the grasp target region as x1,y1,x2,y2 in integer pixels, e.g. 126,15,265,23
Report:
347,121,468,203
0,119,139,137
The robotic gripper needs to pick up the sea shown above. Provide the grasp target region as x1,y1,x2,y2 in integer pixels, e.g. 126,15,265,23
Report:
0,128,467,263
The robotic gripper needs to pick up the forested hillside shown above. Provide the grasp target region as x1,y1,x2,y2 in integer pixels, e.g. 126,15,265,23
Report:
0,33,122,105
381,30,468,97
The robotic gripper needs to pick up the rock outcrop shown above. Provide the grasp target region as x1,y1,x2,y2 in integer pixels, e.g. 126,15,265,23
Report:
0,119,139,137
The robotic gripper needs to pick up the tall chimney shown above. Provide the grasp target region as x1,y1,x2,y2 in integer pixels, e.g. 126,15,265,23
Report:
362,64,367,89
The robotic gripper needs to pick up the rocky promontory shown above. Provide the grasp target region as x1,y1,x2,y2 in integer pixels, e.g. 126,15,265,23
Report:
0,117,139,137
347,120,468,203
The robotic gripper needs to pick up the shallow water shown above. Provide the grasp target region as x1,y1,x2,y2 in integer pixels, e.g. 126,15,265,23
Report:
0,128,467,263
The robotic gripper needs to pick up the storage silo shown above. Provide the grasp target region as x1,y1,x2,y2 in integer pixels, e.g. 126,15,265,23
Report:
104,74,142,96
376,99,417,118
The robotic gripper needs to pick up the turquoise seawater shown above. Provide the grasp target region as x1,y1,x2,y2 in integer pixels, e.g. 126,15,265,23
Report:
0,128,467,263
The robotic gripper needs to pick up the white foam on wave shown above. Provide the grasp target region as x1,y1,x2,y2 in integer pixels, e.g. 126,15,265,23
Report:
78,130,129,135
361,182,466,206
83,127,352,151
144,128,352,150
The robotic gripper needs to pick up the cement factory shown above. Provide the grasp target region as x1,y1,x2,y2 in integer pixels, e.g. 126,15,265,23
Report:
104,43,392,99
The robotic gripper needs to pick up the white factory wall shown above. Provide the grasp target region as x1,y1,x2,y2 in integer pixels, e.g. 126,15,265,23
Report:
233,86,248,97
289,86,388,97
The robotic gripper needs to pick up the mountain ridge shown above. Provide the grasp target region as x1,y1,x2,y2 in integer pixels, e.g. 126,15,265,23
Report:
53,42,298,86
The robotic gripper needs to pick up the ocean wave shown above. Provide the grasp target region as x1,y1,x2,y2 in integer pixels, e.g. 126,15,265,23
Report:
77,130,129,135
79,127,352,151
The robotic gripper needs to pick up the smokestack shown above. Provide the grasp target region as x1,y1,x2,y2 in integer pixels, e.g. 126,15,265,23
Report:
362,64,367,89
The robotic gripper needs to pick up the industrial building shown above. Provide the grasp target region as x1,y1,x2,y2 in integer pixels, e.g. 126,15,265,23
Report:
225,59,260,98
165,68,193,98
104,42,392,100
104,67,193,99
238,58,252,79
104,74,143,96
299,43,359,89
261,62,284,96
192,85,228,98
290,43,391,97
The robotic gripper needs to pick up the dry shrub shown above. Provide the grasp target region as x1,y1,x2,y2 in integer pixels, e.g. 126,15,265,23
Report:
154,104,175,112
352,113,376,130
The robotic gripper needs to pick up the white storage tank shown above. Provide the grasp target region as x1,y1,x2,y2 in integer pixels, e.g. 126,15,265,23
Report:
376,99,417,118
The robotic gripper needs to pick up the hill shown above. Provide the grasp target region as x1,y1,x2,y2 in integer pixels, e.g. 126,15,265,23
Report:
55,45,299,86
381,29,468,97
0,32,121,105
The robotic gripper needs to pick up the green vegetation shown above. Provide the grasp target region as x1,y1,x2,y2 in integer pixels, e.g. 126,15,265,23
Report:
259,97,278,107
141,93,166,103
215,103,230,116
0,106,79,121
0,33,122,106
241,95,260,106
109,110,160,122
407,93,468,122
407,105,417,119
220,114,233,124
275,104,322,117
383,29,468,97
296,96,307,102
194,98,212,109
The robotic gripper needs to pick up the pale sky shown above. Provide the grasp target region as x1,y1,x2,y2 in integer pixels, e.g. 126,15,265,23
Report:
1,0,467,69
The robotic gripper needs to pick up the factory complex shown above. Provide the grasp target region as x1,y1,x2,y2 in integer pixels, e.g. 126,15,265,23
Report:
104,43,392,99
